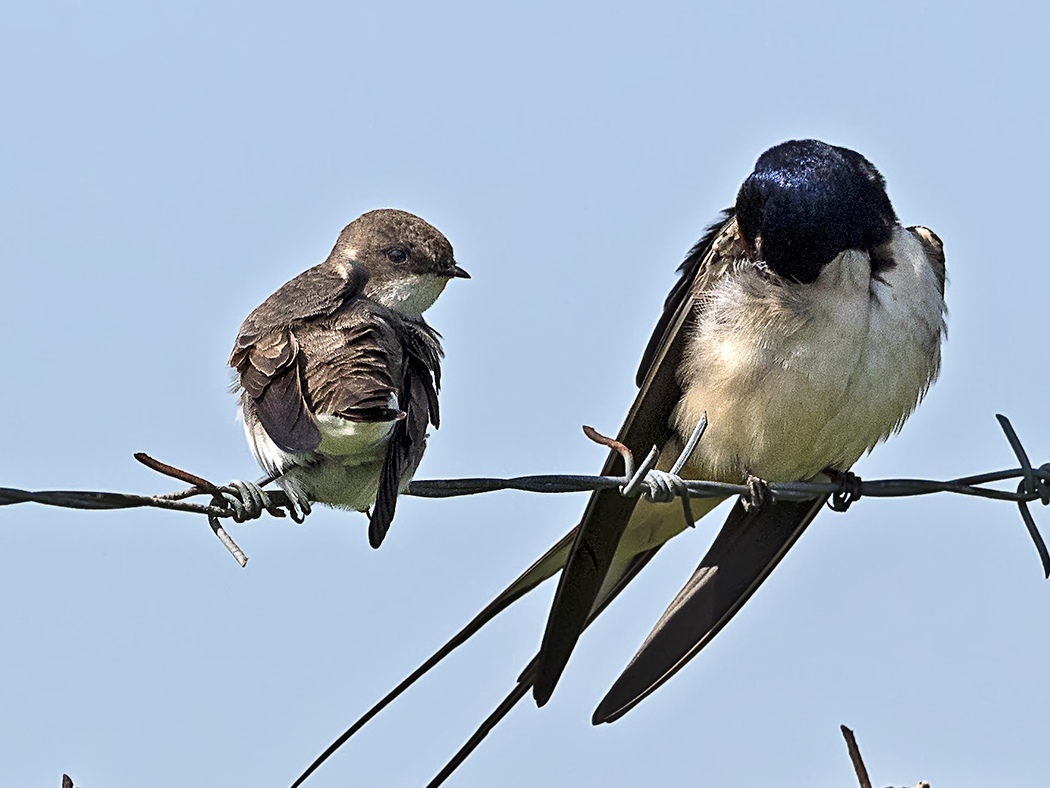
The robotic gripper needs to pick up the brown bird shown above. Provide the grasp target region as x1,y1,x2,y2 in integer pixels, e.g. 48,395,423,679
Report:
229,209,468,548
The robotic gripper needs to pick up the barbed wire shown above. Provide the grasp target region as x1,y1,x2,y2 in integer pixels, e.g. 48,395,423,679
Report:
1,414,1047,577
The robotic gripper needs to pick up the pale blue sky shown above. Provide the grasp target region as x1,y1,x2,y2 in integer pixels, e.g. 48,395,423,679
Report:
2,2,1048,787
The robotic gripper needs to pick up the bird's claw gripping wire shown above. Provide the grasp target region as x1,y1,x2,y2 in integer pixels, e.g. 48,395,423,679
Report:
222,480,275,522
220,479,312,524
10,414,1047,577
130,453,252,567
826,469,864,512
276,478,313,523
222,480,262,521
742,474,772,512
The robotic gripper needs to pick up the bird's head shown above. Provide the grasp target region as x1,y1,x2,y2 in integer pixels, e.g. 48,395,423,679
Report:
332,208,469,318
735,139,898,283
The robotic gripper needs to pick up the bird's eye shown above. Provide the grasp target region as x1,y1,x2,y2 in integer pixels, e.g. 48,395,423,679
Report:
386,248,407,264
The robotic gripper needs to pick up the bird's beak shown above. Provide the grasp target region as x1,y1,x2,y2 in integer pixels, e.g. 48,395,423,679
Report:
450,264,471,279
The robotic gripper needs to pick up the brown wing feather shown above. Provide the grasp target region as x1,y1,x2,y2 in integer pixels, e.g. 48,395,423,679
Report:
298,308,404,424
231,328,321,453
284,217,750,780
233,261,369,348
230,260,371,452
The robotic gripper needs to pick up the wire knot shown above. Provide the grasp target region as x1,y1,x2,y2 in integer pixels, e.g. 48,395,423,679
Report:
642,469,684,503
640,469,697,528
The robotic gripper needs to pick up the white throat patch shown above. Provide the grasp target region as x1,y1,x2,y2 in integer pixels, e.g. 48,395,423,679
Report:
370,273,449,320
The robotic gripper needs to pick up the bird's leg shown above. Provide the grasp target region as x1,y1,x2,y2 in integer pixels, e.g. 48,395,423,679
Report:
742,472,772,511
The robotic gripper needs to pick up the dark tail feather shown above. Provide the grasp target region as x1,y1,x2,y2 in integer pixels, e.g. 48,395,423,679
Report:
369,419,405,548
593,495,828,724
423,546,664,786
424,666,536,788
288,531,576,788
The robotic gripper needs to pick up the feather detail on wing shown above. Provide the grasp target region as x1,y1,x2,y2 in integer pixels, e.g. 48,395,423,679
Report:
230,328,320,453
534,213,749,705
636,209,738,387
230,259,372,453
369,321,443,547
301,315,404,423
234,260,370,347
593,495,827,723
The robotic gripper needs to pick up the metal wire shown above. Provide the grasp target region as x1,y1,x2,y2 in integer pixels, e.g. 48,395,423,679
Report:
1,414,1047,577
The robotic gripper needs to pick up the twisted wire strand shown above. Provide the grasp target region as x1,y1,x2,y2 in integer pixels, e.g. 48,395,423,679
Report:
1,414,1046,576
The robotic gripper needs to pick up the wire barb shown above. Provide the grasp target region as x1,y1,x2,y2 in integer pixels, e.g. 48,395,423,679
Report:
671,413,708,476
642,470,697,528
620,446,661,498
996,415,1050,578
134,452,222,492
582,425,635,479
840,725,873,788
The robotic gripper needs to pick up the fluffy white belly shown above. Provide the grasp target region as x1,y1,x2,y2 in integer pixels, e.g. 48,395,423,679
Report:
313,413,396,459
241,398,398,512
674,226,944,483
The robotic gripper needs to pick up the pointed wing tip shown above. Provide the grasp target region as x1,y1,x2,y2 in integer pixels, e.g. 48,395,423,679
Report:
530,633,573,709
532,491,645,713
532,681,553,708
593,498,829,727
590,703,617,726
591,679,642,725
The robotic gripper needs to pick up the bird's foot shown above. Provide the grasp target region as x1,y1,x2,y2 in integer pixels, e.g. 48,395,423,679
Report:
742,473,772,511
275,476,312,523
824,468,862,512
221,477,313,524
221,480,271,522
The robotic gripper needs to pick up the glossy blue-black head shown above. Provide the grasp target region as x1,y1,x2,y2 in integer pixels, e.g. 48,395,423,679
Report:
735,139,897,283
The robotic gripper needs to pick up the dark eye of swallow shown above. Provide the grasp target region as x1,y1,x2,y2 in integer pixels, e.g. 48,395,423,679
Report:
386,248,408,264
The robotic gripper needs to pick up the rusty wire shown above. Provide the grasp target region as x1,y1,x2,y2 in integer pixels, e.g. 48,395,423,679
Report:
1,414,1047,577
